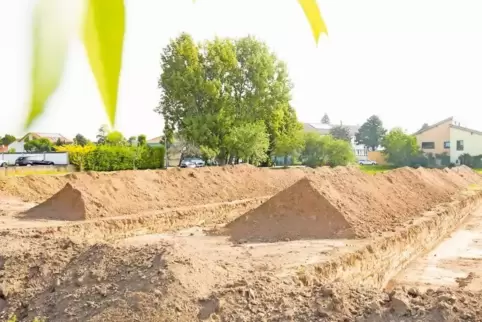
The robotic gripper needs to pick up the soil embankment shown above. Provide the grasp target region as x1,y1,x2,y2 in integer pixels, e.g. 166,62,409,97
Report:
2,165,305,220
220,166,481,242
1,165,482,321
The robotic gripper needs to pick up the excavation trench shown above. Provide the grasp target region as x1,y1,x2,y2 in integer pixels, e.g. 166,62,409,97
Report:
285,188,482,289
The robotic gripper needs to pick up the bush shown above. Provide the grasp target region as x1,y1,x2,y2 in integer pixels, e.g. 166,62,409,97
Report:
56,145,165,171
300,133,355,168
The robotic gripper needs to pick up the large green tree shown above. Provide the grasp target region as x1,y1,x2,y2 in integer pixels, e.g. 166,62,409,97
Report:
329,125,351,142
156,33,299,165
224,121,270,165
1,134,16,146
321,113,330,124
74,133,88,146
24,138,53,152
300,133,354,167
382,128,419,166
355,115,386,151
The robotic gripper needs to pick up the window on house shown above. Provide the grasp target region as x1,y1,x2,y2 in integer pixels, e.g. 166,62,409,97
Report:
457,140,464,151
444,141,450,149
421,142,435,149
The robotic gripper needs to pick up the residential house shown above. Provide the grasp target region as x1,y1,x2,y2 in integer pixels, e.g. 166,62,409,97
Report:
303,123,369,161
146,136,164,148
8,132,73,153
414,117,482,163
0,145,8,153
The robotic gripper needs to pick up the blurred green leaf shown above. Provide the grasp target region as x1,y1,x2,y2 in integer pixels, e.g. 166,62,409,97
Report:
297,0,328,44
83,0,125,126
25,0,70,129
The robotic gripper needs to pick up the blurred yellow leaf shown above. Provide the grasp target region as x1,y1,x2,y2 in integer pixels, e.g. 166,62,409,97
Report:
298,0,328,44
25,0,70,129
83,0,125,126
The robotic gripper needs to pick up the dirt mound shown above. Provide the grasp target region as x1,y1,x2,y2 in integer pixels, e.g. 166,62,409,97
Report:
221,178,356,242
20,183,104,221
0,166,306,220
220,166,482,240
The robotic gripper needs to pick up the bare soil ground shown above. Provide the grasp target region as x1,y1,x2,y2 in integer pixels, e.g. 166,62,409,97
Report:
1,165,482,321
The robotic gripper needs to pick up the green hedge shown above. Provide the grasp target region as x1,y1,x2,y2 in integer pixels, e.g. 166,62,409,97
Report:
82,145,165,171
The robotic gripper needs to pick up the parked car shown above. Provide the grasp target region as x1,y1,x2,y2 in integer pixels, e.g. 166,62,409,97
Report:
359,160,377,165
0,160,7,167
180,158,205,168
15,156,55,166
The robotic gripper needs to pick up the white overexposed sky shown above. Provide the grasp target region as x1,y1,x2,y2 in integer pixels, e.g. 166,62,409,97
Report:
1,0,482,140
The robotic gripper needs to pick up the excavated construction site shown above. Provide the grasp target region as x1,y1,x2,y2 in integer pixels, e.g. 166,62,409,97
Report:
1,165,482,321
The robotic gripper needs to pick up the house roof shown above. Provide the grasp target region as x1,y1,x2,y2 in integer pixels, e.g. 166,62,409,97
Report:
18,132,73,143
303,123,360,136
413,116,482,137
147,136,163,144
413,117,454,135
450,124,482,136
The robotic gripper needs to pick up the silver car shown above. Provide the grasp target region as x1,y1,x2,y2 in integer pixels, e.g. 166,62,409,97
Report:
180,158,205,168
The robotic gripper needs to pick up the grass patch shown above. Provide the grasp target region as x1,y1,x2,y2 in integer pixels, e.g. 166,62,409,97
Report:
358,165,395,174
472,168,482,174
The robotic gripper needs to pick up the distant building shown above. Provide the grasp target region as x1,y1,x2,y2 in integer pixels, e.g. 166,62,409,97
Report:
302,123,369,161
414,116,482,163
8,132,73,153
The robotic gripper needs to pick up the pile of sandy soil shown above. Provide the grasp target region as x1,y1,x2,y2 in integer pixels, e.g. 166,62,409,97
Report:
1,165,306,221
220,166,482,242
5,237,480,322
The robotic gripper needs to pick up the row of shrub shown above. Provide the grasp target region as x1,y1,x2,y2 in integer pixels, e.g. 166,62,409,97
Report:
55,144,165,171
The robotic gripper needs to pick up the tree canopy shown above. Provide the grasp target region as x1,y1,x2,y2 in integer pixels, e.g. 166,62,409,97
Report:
382,128,419,167
329,125,351,142
24,138,53,152
157,34,300,165
300,132,355,167
74,134,88,146
355,115,386,151
1,134,16,146
321,113,330,124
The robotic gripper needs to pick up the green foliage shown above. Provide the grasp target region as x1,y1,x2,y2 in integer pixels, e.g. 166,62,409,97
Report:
381,128,419,167
83,0,125,125
329,125,351,142
458,153,482,168
74,133,88,146
224,122,270,165
84,145,164,171
96,124,109,144
355,115,386,150
23,0,326,129
1,134,16,146
137,134,147,146
24,138,53,152
200,146,219,162
300,133,354,167
157,34,299,165
325,138,356,166
25,0,70,128
8,148,16,153
105,130,125,146
321,113,330,124
274,126,305,163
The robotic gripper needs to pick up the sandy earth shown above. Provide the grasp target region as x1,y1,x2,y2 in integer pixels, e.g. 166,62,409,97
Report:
390,198,482,292
1,165,482,321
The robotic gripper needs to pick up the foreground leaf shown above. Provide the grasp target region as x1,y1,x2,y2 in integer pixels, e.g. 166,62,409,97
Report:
83,0,125,126
297,0,328,44
25,0,70,129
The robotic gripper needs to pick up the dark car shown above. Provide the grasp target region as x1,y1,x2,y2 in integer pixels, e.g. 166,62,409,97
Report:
15,156,54,166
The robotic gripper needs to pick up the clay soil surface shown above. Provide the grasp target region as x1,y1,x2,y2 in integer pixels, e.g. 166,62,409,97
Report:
1,165,482,321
